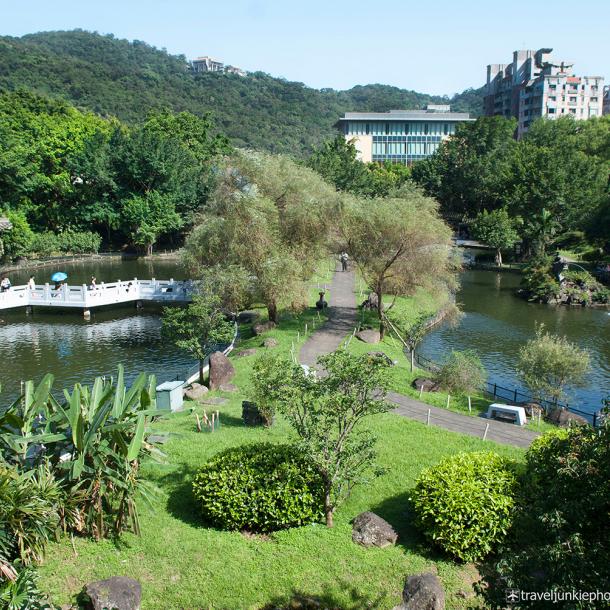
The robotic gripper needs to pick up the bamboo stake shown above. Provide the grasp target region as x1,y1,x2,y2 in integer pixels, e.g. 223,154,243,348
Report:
483,423,490,441
426,409,431,426
446,395,451,409
195,413,202,433
468,396,472,414
419,386,424,400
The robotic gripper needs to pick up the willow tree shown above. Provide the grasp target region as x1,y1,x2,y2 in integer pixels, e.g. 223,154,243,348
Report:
340,185,456,338
184,151,338,323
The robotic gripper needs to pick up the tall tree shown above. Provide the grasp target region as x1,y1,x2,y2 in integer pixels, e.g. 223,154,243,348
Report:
471,208,520,266
184,151,338,323
340,186,456,338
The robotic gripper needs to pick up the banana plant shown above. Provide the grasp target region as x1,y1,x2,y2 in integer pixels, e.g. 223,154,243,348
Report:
1,366,187,540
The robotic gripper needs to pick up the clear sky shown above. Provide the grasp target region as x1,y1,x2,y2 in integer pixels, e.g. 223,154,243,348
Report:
2,0,609,95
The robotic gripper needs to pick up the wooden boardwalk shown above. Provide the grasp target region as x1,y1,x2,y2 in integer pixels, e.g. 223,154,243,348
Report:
299,265,540,448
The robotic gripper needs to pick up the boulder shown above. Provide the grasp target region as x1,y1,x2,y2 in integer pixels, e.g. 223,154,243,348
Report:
209,351,235,391
238,310,260,324
367,351,395,366
253,320,277,335
315,291,328,310
361,293,379,310
242,400,267,426
236,348,257,358
263,337,279,348
184,382,208,400
219,383,238,393
356,329,381,344
412,378,440,393
548,407,588,428
396,573,445,610
352,511,398,548
82,576,141,610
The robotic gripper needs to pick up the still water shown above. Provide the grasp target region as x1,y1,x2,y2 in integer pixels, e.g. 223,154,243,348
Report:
0,257,191,400
419,270,610,415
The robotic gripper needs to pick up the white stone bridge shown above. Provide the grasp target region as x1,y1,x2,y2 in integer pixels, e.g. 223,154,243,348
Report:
0,278,193,317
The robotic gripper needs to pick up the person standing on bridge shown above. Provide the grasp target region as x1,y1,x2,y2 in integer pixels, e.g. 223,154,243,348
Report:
27,275,35,291
0,276,11,292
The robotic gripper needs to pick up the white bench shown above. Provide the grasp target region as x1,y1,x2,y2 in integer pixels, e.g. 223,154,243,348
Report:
486,403,527,426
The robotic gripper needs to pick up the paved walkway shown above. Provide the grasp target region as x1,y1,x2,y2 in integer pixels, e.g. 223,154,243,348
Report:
299,266,539,449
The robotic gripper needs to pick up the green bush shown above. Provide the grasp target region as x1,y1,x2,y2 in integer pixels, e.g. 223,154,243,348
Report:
410,451,516,562
192,443,324,532
479,424,610,607
28,231,102,256
0,464,62,568
2,211,34,260
435,350,486,396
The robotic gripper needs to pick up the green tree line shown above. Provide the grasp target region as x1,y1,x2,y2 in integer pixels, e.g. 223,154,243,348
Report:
0,30,484,156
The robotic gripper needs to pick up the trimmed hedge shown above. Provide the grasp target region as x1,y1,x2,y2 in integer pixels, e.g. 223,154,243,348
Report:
410,451,516,562
192,443,324,532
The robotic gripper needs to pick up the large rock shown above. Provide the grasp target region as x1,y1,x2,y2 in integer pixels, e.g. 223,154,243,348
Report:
368,351,395,366
263,337,279,348
548,407,588,428
184,382,208,400
356,329,381,344
253,320,277,335
82,576,141,610
520,401,544,418
396,573,445,610
235,348,257,358
209,351,235,391
412,378,440,393
242,400,266,426
361,293,379,310
352,511,398,548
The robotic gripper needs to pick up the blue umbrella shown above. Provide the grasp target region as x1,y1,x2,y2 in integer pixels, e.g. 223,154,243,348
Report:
51,272,68,282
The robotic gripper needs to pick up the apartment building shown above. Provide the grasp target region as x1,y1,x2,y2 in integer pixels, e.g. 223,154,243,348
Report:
336,106,472,165
192,56,225,73
485,48,604,137
604,86,610,115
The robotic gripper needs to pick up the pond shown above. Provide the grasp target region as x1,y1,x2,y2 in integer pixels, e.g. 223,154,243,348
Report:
0,257,192,401
419,268,610,416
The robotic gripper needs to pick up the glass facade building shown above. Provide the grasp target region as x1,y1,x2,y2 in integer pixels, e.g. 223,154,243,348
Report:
336,107,472,165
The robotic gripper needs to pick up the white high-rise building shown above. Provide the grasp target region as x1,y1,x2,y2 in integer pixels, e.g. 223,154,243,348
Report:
485,48,604,138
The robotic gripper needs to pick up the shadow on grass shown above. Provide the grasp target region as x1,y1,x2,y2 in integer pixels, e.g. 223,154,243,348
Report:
259,581,389,609
368,491,448,563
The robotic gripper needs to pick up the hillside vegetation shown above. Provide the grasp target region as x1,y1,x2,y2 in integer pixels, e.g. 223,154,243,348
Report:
0,30,484,154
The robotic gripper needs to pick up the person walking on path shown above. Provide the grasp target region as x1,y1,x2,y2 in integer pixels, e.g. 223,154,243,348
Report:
340,251,349,272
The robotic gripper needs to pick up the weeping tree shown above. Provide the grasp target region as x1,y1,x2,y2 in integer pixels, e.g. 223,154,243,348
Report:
184,151,339,323
340,185,457,339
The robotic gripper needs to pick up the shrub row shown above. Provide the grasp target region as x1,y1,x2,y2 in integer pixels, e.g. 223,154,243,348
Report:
28,230,102,256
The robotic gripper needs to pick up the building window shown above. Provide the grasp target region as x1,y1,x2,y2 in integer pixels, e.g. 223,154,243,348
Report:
366,123,370,135
424,123,428,135
443,123,448,135
405,123,409,134
385,123,390,135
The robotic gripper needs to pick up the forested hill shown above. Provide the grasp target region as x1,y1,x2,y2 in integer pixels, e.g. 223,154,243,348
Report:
0,30,484,154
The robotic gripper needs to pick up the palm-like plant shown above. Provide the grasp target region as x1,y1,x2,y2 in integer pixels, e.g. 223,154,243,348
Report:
0,366,173,540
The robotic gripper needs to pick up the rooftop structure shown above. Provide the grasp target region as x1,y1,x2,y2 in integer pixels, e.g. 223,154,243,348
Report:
485,48,604,137
191,56,245,76
336,105,472,165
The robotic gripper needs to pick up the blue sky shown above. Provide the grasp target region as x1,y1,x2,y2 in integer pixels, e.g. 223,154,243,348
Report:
2,0,609,95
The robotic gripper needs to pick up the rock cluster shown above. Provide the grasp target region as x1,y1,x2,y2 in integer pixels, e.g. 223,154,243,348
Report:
82,576,141,610
209,351,235,391
253,320,277,335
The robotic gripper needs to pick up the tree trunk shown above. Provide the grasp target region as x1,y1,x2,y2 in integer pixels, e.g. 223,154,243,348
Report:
324,490,334,528
199,359,205,385
267,300,278,324
376,290,385,339
495,248,503,267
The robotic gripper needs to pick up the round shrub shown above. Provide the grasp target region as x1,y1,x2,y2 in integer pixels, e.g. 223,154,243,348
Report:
410,451,516,562
192,443,324,532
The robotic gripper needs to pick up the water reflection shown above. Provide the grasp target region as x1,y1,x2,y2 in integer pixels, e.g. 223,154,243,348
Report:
420,270,610,414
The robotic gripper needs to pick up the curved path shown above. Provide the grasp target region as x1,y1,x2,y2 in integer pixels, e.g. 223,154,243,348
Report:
299,266,539,449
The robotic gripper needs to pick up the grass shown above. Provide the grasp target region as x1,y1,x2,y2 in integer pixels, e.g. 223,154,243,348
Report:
346,286,556,434
36,280,526,609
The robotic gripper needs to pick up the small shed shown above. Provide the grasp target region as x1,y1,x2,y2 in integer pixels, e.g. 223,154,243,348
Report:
156,380,184,411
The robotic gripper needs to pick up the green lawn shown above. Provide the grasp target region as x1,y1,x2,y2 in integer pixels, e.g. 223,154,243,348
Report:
37,292,526,609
